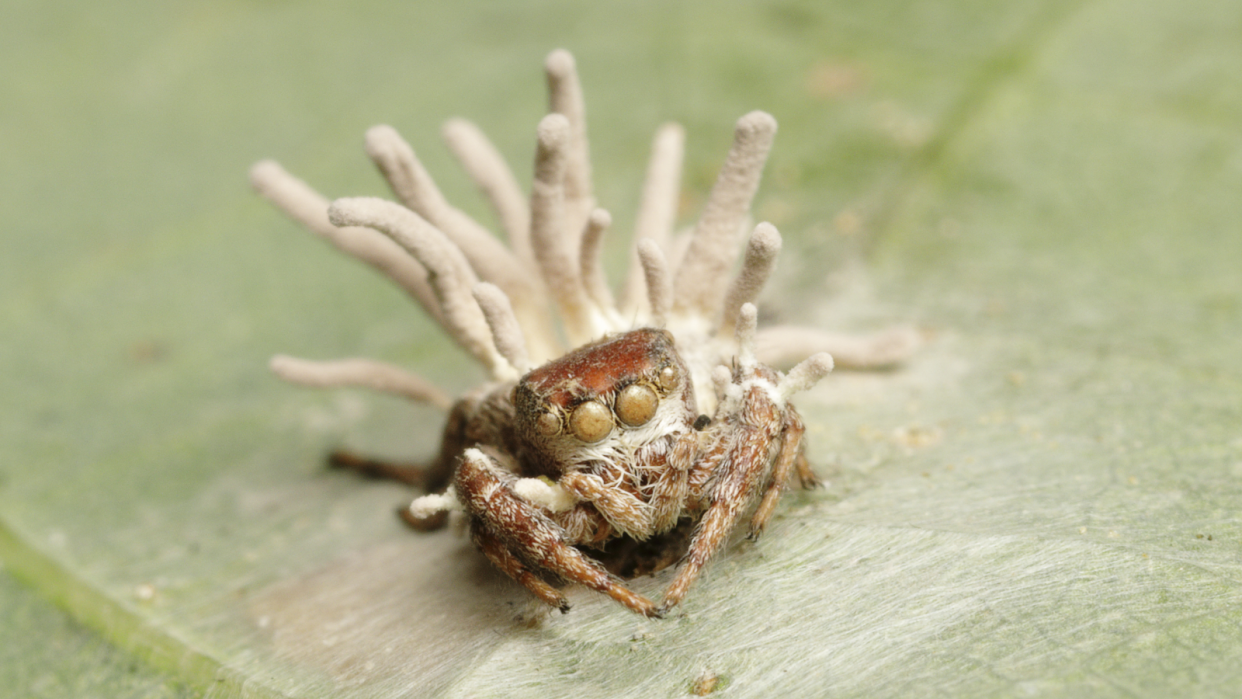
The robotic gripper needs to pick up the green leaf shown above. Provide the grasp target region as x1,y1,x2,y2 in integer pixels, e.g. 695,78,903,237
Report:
3,0,1239,697
0,570,187,698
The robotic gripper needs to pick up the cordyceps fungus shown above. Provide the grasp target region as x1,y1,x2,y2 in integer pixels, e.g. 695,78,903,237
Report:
251,49,918,616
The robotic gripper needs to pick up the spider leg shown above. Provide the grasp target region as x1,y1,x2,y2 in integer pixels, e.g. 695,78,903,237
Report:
747,410,805,539
660,364,810,614
794,449,821,489
658,418,776,612
328,450,430,487
328,451,453,531
559,432,696,539
455,449,662,617
471,524,570,612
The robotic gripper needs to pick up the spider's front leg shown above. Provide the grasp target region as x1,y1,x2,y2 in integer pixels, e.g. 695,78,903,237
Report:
454,448,662,617
747,407,807,538
657,364,810,614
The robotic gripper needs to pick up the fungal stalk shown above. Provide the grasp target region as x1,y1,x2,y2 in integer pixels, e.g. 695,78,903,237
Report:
252,48,918,427
252,49,924,617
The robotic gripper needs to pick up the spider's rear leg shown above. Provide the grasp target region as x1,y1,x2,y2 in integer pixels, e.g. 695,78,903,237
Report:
329,451,452,531
329,391,488,490
328,450,430,487
794,449,821,490
455,449,662,617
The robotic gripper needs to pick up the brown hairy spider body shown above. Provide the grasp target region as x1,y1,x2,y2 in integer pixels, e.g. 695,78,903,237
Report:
408,328,817,616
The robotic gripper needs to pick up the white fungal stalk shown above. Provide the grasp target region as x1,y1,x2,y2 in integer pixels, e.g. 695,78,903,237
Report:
253,49,918,420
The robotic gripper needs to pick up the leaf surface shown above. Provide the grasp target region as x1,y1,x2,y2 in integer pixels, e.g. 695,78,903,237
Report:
2,1,1239,697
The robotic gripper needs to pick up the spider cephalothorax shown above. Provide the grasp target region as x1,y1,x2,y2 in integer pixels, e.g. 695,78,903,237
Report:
253,50,916,616
514,328,697,508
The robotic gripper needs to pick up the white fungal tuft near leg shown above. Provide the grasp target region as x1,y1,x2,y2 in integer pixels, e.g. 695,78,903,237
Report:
409,487,461,519
512,477,578,513
711,364,732,398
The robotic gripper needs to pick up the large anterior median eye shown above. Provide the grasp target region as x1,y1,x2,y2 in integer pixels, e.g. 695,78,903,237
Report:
615,384,658,427
569,401,613,443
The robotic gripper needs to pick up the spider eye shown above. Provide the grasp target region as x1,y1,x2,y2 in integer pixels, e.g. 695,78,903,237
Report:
569,401,612,443
615,384,658,427
657,365,679,392
535,410,561,437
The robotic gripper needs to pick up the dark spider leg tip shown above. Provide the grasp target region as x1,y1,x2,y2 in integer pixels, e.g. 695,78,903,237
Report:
327,449,366,469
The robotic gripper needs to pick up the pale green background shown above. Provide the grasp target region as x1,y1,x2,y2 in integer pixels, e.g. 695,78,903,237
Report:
2,1,1240,697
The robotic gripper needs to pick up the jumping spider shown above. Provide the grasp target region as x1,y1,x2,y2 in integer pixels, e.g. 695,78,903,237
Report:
253,50,916,617
406,326,826,616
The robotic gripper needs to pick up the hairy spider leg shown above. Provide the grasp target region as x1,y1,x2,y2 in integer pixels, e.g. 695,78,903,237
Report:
647,433,698,534
559,470,653,536
747,410,806,538
454,449,662,617
655,372,789,613
794,449,821,490
328,450,431,487
471,524,570,612
658,381,785,613
326,451,452,531
551,503,614,547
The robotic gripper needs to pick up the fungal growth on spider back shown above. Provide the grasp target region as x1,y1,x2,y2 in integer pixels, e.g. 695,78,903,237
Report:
253,49,917,616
